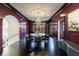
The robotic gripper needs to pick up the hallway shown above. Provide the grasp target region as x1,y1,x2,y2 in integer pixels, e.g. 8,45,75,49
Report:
0,3,79,56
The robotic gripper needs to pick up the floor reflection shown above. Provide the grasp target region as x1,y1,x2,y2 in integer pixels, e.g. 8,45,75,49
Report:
22,36,65,56
1,35,67,56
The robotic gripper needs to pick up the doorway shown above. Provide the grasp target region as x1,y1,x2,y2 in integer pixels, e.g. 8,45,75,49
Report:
2,15,20,56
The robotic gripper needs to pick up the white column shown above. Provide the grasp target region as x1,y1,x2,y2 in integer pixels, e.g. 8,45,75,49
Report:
58,20,60,41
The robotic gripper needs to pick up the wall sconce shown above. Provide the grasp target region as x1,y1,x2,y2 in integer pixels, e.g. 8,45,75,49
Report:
0,16,4,19
60,13,66,17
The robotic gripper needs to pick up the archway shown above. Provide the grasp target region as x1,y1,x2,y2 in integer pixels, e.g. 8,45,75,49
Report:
2,15,20,56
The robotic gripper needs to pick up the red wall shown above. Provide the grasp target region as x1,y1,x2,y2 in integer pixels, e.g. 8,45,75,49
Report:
63,4,79,44
0,19,3,54
51,3,79,44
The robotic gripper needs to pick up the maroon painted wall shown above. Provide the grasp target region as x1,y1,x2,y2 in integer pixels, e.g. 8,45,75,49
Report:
0,19,3,54
51,3,79,44
63,4,79,44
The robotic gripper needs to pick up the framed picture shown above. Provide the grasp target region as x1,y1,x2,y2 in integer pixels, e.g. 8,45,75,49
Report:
68,9,79,31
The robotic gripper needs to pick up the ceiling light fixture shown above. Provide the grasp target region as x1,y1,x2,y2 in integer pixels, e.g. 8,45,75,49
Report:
60,13,66,17
31,9,47,17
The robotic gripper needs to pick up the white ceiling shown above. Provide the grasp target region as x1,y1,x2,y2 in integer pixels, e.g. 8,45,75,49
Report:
10,3,64,21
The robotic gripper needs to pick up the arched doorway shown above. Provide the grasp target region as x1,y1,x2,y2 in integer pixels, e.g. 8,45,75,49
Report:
2,15,20,56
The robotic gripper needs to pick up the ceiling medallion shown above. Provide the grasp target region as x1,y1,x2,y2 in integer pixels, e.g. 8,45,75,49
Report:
31,9,46,17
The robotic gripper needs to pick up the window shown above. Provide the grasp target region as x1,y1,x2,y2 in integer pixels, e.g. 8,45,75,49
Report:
20,22,27,39
2,15,19,47
2,19,9,47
